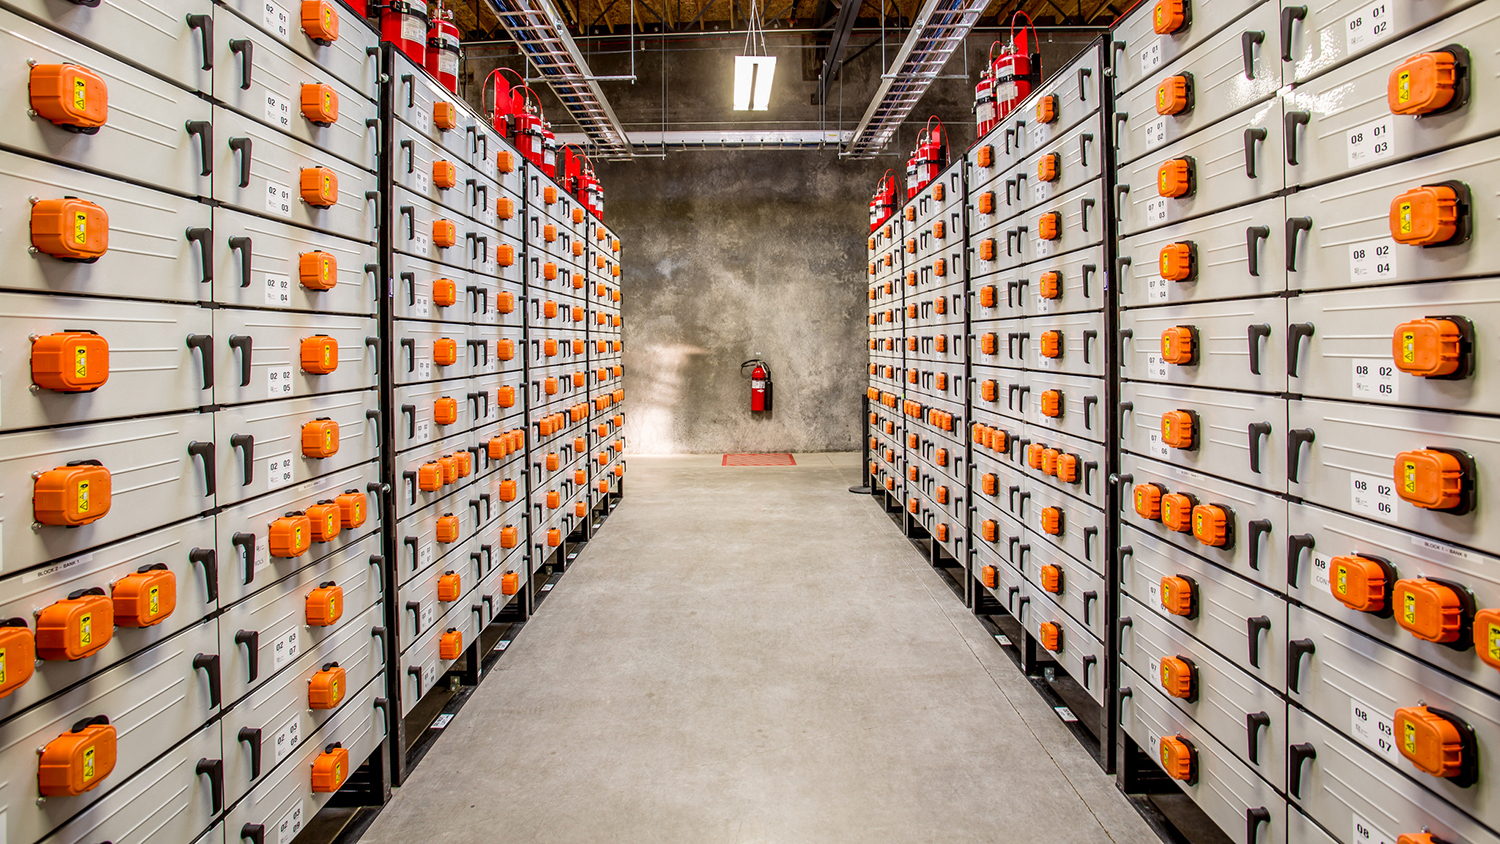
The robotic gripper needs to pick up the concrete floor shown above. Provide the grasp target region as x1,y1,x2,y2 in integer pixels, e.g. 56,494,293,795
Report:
359,454,1160,844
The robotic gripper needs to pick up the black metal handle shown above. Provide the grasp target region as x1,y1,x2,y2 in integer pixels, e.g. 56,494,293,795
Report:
1241,30,1265,79
186,334,213,389
238,727,262,778
1287,323,1314,377
1287,533,1315,588
408,666,423,697
1287,639,1316,692
228,136,252,188
365,118,379,145
1286,217,1312,271
1244,225,1269,277
241,824,265,844
1246,713,1270,765
1280,6,1307,60
1247,615,1271,668
1119,401,1133,428
228,335,252,386
1083,591,1098,625
402,74,414,107
186,441,215,497
1243,128,1267,178
1288,743,1316,797
401,338,415,372
1079,133,1093,168
1247,422,1271,474
233,532,256,584
1116,686,1132,725
407,601,422,635
1081,197,1096,232
192,653,220,706
401,205,415,238
196,758,224,812
1247,807,1271,844
402,404,416,438
1084,526,1099,561
1285,110,1310,165
230,434,254,485
229,39,252,89
234,629,259,682
187,14,212,70
228,236,252,288
185,226,213,284
1247,324,1270,374
1115,183,1130,221
1288,428,1315,483
185,121,212,176
1246,519,1271,571
400,139,414,173
1083,329,1098,363
189,548,218,602
1080,654,1097,688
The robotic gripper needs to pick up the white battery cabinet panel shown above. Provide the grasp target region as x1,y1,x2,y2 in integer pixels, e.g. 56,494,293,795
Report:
1020,421,1108,509
391,252,474,324
1288,279,1500,415
1286,809,1339,844
1109,0,1264,95
0,294,211,432
1118,196,1287,308
391,119,480,220
1011,481,1106,573
1284,2,1500,188
1287,398,1500,557
1012,179,1106,266
214,207,379,315
218,0,379,98
1025,311,1107,378
1287,501,1500,693
1121,381,1287,492
1020,245,1105,318
1118,665,1287,844
0,10,212,196
1282,0,1486,85
1018,537,1108,641
214,391,379,506
1020,43,1103,149
0,151,210,303
395,506,475,591
390,51,475,161
1019,370,1106,444
214,106,378,243
1015,580,1106,704
462,257,528,329
0,0,211,93
392,183,493,270
1120,296,1288,393
1285,136,1500,291
395,429,485,520
394,379,478,454
397,603,477,716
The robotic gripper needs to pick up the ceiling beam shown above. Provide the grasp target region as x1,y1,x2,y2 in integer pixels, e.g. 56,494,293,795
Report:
817,0,862,100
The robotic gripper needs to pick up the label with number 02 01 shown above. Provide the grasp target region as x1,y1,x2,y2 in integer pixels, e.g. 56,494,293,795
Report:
262,0,292,37
1350,471,1399,523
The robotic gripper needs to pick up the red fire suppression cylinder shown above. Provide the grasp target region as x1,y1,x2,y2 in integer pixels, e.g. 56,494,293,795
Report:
485,68,531,140
380,0,429,67
582,162,604,220
986,12,1042,126
513,98,546,168
425,1,461,93
915,117,947,192
905,152,919,200
974,70,997,138
870,170,895,232
541,121,558,178
561,145,582,196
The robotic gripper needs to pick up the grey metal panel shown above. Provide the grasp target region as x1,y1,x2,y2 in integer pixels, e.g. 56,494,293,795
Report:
1024,310,1107,378
1120,295,1287,393
393,378,477,454
1021,421,1108,509
1288,604,1500,828
397,546,483,652
395,428,483,520
1005,116,1104,225
1288,500,1500,693
1008,178,1106,266
0,619,219,844
1116,0,1282,166
1021,370,1106,444
397,598,478,715
1284,135,1500,292
1018,537,1107,642
0,0,211,93
0,515,215,720
214,390,378,508
1121,381,1287,492
0,10,212,196
212,106,378,243
213,11,378,171
1118,97,1285,236
1285,809,1338,844
1120,524,1288,686
390,315,470,386
1287,397,1500,556
218,535,382,704
1118,196,1287,307
1016,245,1106,317
213,309,377,405
1118,664,1287,844
1109,0,1265,95
390,182,486,269
1287,706,1500,844
1288,278,1500,415
394,505,476,595
526,170,587,232
1010,480,1106,574
0,294,210,432
1015,579,1106,704
1119,452,1286,592
218,0,379,97
214,207,378,315
0,413,213,569
391,252,472,324
1120,592,1286,786
1282,0,1486,85
389,50,477,161
390,117,480,220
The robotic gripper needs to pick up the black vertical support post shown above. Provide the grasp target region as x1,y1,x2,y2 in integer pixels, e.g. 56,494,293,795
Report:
1098,35,1124,778
960,154,975,611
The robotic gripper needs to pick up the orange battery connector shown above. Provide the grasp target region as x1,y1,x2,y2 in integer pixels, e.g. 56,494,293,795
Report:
1134,483,1165,520
497,386,516,408
936,486,949,505
32,331,109,392
500,525,519,548
1056,454,1081,484
1474,608,1500,670
1039,270,1063,299
1159,655,1197,701
1161,492,1195,533
31,198,109,261
300,83,339,126
1159,242,1195,282
1039,564,1062,594
496,150,516,173
29,63,108,131
496,243,515,266
302,418,339,458
1037,153,1060,183
1329,554,1392,613
306,581,343,626
1036,94,1058,124
498,479,518,501
547,527,562,546
1040,506,1064,536
935,523,949,542
1191,503,1231,548
432,336,458,367
981,380,999,402
905,238,916,254
306,501,340,543
933,220,946,239
936,448,949,468
1394,578,1465,643
546,453,560,471
111,564,175,628
308,663,345,710
1160,326,1196,365
982,520,998,543
1394,448,1468,511
1156,74,1192,115
981,473,999,496
438,571,461,602
300,167,338,207
431,159,458,190
36,589,112,660
980,240,997,262
432,102,459,130
34,461,112,526
496,338,515,361
1392,318,1466,378
1039,330,1064,359
978,192,995,214
0,620,36,698
431,218,459,249
300,335,339,375
1157,158,1194,198
976,146,993,168
416,462,443,492
1026,443,1046,470
1040,389,1063,417
429,277,457,308
311,744,350,792
269,511,312,558
1153,0,1186,33
1394,706,1469,780
1041,448,1060,476
38,716,117,797
1388,49,1463,116
1038,621,1062,652
1159,735,1196,782
545,338,559,357
298,250,338,291
435,514,461,544
1038,212,1062,241
545,376,559,395
433,396,458,426
502,571,520,595
1390,184,1463,246
437,455,459,484
301,0,340,42
1161,409,1196,450
1160,575,1196,617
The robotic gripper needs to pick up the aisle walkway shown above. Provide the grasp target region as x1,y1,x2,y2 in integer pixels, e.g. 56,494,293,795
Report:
360,454,1158,844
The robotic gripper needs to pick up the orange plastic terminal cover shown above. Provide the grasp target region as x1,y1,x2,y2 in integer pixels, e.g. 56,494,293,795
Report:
1160,575,1196,617
1038,621,1062,652
1040,506,1063,536
1160,492,1196,533
1153,0,1187,34
978,192,995,214
496,150,516,173
299,334,339,375
980,333,998,355
1160,326,1195,365
1394,706,1468,779
548,527,563,546
1191,503,1231,548
300,167,339,207
1394,578,1464,643
1026,443,1045,470
977,145,994,168
1388,51,1461,116
981,565,998,588
433,337,458,366
1056,453,1081,484
1393,318,1464,377
1134,483,1165,520
1040,389,1063,418
1156,74,1191,116
1159,735,1196,782
1039,330,1063,359
1475,608,1500,670
980,239,997,262
306,581,343,626
982,520,998,542
496,385,515,408
269,511,312,558
30,198,109,261
417,462,443,491
300,83,339,125
37,589,113,660
311,744,351,792
432,218,458,248
306,501,340,543
1390,184,1461,246
1161,410,1196,450
39,716,117,797
1039,564,1062,594
502,570,521,595
432,102,459,130
334,488,366,529
32,331,109,392
308,663,345,710
979,285,998,307
936,486,949,505
29,64,109,131
0,620,36,698
1038,211,1061,241
431,159,457,190
1159,242,1195,282
1157,158,1193,198
301,0,340,42
438,571,461,602
1394,448,1466,511
437,455,458,484
435,513,461,544
1159,655,1196,700
34,461,112,526
1038,153,1060,183
1039,270,1062,299
496,243,515,266
301,417,340,460
1036,94,1058,124
299,250,338,290
500,525,520,548
111,564,175,628
1041,448,1060,476
1329,554,1391,613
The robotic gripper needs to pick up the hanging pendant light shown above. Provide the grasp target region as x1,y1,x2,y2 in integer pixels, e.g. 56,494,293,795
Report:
733,0,775,111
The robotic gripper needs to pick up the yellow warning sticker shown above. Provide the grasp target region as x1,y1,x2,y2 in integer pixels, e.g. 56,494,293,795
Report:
1404,591,1417,626
1399,202,1414,235
1,647,7,685
83,746,96,780
1397,71,1411,104
73,77,87,111
74,344,88,379
1335,566,1348,596
1401,331,1415,364
148,585,160,616
1403,461,1418,495
80,612,92,646
1403,720,1417,755
74,211,88,245
1489,623,1500,663
78,480,90,514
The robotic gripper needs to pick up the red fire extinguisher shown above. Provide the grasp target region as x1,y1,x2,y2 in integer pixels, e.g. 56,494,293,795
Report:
379,0,429,67
869,170,895,232
742,359,772,412
425,0,461,93
904,151,918,200
484,67,531,140
985,12,1042,127
578,152,604,220
915,117,947,193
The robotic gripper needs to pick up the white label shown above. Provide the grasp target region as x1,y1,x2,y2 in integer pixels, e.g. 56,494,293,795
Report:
1032,180,1050,204
413,419,431,443
1350,470,1399,523
1310,550,1332,592
24,553,92,582
1352,358,1399,402
1351,814,1396,844
1347,115,1395,167
264,181,293,217
276,802,304,844
411,294,430,318
414,167,430,194
416,359,432,381
1143,116,1168,149
1146,274,1171,303
263,273,293,307
994,634,1011,646
439,51,459,78
271,628,300,670
420,602,436,630
1350,698,1400,763
1349,238,1398,282
1345,0,1393,52
261,0,291,38
418,542,435,571
1145,353,1169,380
422,659,438,688
1055,706,1078,723
540,582,554,592
414,107,430,132
1139,39,1164,73
483,207,498,228
1036,236,1053,257
267,366,294,399
493,639,511,652
1146,430,1170,460
1146,579,1161,609
266,454,295,490
1144,197,1170,226
432,713,454,729
402,12,427,42
263,91,293,131
273,715,301,762
1410,534,1473,562
411,231,430,254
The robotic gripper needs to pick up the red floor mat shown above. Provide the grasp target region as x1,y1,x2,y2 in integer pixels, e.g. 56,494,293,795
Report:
722,453,797,466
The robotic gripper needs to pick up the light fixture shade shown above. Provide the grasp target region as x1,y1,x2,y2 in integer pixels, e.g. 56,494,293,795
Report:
733,55,776,111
